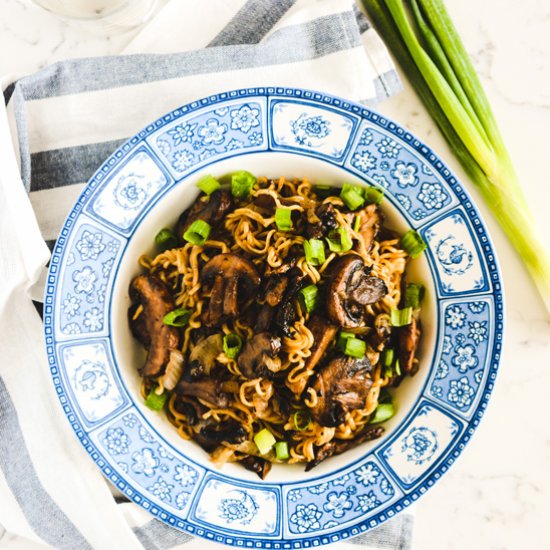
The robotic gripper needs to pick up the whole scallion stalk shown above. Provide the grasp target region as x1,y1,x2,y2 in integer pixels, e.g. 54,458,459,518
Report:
361,0,550,313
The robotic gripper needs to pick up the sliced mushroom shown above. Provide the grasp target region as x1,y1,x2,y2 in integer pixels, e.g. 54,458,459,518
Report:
355,203,381,251
304,315,338,372
237,332,282,379
310,355,373,427
128,274,179,377
193,420,248,454
262,273,289,307
327,256,387,328
306,202,338,239
305,425,384,470
254,303,275,333
273,267,307,336
200,253,261,326
187,333,223,379
240,455,272,480
176,189,233,241
175,378,230,408
398,314,421,376
172,396,208,426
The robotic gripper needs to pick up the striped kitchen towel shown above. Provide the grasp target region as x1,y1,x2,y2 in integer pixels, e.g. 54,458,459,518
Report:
0,1,411,549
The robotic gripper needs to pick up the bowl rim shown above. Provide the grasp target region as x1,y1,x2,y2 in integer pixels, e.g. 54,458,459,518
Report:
43,86,505,547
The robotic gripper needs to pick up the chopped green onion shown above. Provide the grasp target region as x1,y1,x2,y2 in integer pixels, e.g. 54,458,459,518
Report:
383,348,394,367
401,230,427,258
299,285,319,313
183,219,211,246
340,183,365,210
326,227,353,252
395,358,402,377
231,170,256,198
293,410,312,431
337,331,355,350
275,441,290,460
223,333,243,359
371,402,395,424
342,337,366,358
145,390,167,411
163,308,191,327
391,307,413,327
155,228,178,251
353,215,361,233
196,174,220,195
303,239,326,266
275,208,293,231
404,283,425,308
254,428,276,455
364,186,384,205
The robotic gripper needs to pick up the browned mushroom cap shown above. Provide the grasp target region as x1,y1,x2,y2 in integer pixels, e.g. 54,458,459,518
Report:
305,202,338,239
310,355,373,427
398,314,421,376
237,332,282,379
175,378,231,408
193,420,248,454
128,274,179,377
262,273,289,307
176,189,233,241
200,253,261,326
240,455,272,479
305,315,338,371
355,203,381,251
327,255,387,328
305,425,384,471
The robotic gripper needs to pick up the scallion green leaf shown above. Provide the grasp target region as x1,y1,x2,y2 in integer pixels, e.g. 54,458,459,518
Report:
404,283,425,308
364,186,384,205
326,227,353,252
183,219,211,246
340,183,365,210
155,228,178,251
383,348,394,367
275,441,290,460
196,174,221,195
299,285,319,313
303,239,326,266
254,428,276,454
275,208,293,231
231,170,256,199
401,229,427,258
293,411,312,431
391,307,413,327
371,402,395,423
342,337,366,358
163,308,191,327
145,390,167,411
223,333,243,359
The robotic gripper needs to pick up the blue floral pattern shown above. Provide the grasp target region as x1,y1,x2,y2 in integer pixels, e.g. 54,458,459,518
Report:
150,101,266,174
97,414,200,510
429,300,492,414
347,122,454,221
381,403,461,486
57,224,122,338
286,462,395,534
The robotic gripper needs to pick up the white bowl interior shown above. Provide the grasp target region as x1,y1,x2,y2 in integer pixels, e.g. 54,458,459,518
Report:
110,151,437,484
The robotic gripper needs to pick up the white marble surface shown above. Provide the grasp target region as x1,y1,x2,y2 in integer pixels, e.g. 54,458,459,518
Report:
1,0,549,549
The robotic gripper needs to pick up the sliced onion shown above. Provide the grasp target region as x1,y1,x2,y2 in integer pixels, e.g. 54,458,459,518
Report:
161,349,184,391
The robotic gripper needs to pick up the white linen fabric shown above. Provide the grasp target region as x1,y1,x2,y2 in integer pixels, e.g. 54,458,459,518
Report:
0,1,413,548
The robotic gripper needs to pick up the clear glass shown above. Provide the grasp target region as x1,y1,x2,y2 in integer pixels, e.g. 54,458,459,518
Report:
30,0,159,32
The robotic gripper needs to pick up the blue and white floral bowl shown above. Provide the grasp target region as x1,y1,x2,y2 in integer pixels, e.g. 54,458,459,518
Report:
44,88,504,547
